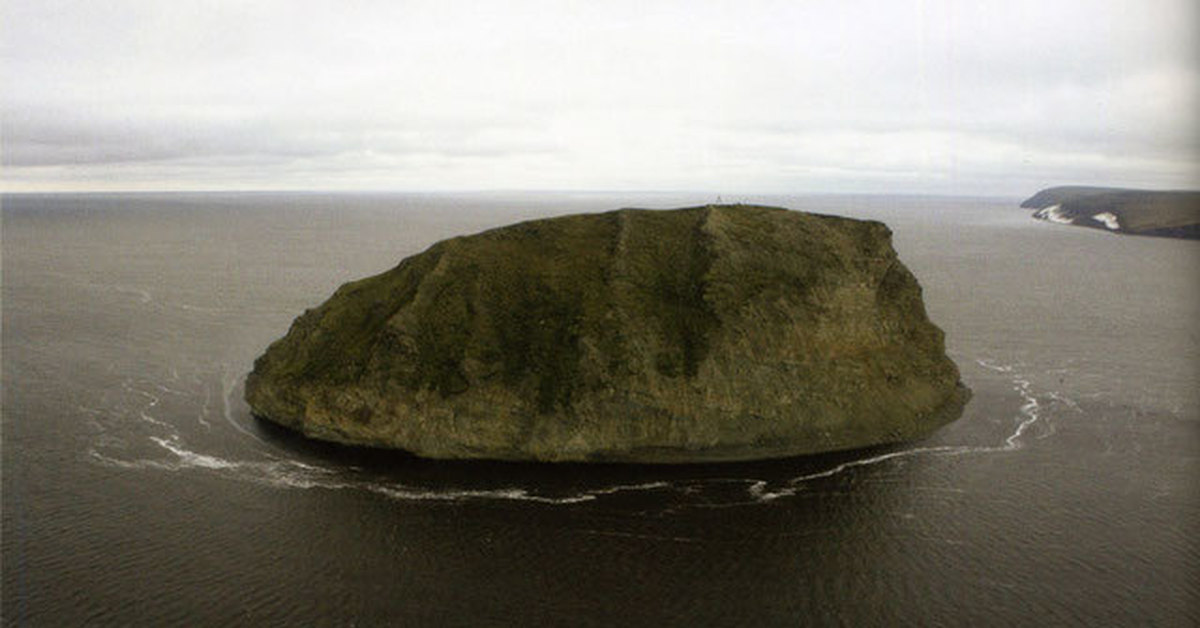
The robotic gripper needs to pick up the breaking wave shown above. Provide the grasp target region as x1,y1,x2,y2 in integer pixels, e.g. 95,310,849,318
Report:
89,357,1057,507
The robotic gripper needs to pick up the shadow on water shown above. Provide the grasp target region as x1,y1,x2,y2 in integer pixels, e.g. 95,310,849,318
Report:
244,416,926,626
248,410,923,508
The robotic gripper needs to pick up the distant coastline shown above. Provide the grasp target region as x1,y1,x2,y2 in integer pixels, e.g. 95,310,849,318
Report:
1021,186,1200,239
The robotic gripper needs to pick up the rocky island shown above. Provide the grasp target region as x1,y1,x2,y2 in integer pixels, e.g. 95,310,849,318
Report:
1022,186,1200,239
246,205,969,463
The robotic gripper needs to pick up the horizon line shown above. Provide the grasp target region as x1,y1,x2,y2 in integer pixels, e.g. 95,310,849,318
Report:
0,187,1038,200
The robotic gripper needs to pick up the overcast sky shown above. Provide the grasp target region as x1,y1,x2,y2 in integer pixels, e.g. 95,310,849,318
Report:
2,0,1197,195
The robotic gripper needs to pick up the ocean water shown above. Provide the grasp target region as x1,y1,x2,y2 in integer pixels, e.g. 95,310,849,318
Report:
3,192,1197,626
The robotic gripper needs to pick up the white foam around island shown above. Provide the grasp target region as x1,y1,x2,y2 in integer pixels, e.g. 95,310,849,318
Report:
92,358,1059,508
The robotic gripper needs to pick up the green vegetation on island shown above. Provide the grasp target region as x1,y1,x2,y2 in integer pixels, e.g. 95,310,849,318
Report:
246,205,969,463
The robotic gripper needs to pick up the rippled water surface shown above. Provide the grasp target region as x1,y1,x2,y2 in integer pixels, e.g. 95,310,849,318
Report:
3,192,1198,626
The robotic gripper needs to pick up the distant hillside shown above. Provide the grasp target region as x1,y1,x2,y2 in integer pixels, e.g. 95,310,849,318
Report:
1021,186,1200,239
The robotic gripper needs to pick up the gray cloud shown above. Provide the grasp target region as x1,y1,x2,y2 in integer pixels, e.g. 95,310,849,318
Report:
2,0,1196,193
2,106,562,167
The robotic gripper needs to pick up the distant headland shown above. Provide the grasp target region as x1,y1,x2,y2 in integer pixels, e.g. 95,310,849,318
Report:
1021,186,1200,239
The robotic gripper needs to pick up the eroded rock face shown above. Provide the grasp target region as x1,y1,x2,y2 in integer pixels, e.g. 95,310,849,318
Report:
246,205,968,462
1022,186,1200,239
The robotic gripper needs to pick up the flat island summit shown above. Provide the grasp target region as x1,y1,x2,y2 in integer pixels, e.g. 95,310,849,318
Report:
246,205,969,462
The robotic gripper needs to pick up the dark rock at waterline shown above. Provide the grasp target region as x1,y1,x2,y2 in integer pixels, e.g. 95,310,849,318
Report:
1022,186,1200,239
245,205,969,462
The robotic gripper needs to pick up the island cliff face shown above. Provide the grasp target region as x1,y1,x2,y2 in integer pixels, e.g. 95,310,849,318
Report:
1022,186,1200,239
246,205,969,463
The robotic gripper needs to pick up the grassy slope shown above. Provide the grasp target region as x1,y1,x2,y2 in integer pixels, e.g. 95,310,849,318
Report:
245,205,967,461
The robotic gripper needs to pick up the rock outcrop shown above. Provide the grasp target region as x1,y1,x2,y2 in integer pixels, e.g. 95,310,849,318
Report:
246,205,968,462
1022,186,1200,239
